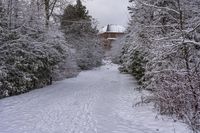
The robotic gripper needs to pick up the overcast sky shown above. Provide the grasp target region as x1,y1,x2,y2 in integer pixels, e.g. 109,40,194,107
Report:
83,0,130,29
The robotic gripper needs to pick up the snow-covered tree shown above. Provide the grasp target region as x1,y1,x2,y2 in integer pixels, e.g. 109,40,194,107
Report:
0,0,103,98
61,0,103,70
0,0,79,98
119,0,200,131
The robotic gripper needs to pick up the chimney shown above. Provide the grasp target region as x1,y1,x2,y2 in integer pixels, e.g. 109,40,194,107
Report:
106,24,110,32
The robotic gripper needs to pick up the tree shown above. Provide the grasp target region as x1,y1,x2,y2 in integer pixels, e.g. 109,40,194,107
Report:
41,0,72,29
61,0,91,30
43,0,58,28
75,0,89,20
61,0,103,70
119,0,200,131
0,0,7,28
0,0,79,98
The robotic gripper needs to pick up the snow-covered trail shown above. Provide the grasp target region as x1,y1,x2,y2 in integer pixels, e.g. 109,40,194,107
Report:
0,61,190,133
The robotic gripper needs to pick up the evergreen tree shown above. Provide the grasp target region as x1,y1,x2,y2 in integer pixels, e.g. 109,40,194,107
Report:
61,0,91,29
75,0,90,20
60,0,103,70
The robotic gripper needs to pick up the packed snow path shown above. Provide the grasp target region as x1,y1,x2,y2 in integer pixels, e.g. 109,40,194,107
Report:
0,61,190,133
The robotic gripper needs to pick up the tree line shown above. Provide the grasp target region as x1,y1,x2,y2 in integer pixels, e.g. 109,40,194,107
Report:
115,0,200,131
0,0,103,98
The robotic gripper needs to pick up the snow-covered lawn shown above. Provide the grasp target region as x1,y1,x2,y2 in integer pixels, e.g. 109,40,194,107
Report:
0,61,191,133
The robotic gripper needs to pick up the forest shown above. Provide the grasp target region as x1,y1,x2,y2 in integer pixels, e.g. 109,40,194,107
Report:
0,0,103,98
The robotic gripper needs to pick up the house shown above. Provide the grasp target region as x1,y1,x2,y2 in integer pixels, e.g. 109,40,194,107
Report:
98,24,126,50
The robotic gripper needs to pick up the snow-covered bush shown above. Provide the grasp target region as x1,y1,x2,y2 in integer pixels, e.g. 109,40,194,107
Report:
39,28,79,80
0,26,78,98
0,0,79,98
65,32,103,70
115,25,151,84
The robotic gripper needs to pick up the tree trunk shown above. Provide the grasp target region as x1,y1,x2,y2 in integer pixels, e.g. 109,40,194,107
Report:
44,0,50,29
7,0,12,30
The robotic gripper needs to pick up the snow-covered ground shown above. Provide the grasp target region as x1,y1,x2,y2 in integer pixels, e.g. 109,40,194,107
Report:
0,61,191,133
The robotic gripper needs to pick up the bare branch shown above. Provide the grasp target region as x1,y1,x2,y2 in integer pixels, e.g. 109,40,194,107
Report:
137,0,180,15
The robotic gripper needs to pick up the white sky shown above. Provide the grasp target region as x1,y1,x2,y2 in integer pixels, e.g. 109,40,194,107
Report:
83,0,130,29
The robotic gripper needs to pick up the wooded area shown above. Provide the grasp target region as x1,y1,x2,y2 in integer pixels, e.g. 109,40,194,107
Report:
114,0,200,131
0,0,103,98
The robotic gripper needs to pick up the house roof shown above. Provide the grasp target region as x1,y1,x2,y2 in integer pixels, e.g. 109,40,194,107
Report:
99,24,126,34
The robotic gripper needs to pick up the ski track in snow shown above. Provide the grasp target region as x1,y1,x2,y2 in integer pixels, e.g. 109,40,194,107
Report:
0,61,191,133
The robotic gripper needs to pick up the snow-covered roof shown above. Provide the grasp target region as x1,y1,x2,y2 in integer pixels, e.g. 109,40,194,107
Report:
99,24,126,34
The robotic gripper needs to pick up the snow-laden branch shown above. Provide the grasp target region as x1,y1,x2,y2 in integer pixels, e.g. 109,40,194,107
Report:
136,0,180,15
186,22,200,34
145,24,179,28
145,69,188,75
61,20,92,24
49,0,58,18
152,34,182,41
184,39,200,46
